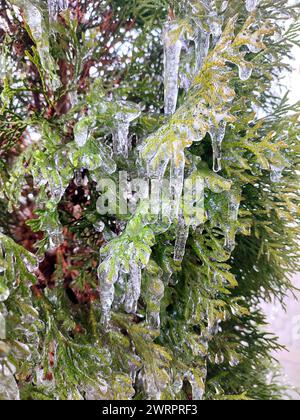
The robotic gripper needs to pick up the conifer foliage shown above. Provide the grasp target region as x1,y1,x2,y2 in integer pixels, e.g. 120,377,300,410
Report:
0,0,299,400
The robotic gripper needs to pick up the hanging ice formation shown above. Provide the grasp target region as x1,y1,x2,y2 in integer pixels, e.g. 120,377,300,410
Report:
209,120,227,173
224,189,241,252
98,220,154,324
113,101,141,157
246,0,260,12
11,1,61,91
174,216,190,262
163,21,185,116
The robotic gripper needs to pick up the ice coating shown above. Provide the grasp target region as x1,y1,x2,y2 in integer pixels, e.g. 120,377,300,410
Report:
74,119,90,147
163,21,184,116
194,28,210,73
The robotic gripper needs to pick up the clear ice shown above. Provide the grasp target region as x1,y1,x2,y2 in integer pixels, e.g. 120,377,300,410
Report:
163,21,184,116
174,217,190,263
194,28,210,73
74,119,90,147
124,264,142,314
113,102,141,157
209,121,227,173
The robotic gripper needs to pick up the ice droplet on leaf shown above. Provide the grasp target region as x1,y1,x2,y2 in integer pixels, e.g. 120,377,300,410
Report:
246,0,260,12
163,21,184,116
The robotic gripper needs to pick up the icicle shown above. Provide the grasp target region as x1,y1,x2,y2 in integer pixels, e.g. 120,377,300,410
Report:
270,164,284,183
98,259,121,325
163,21,184,116
170,148,185,219
174,216,190,262
245,0,260,12
228,190,241,222
238,62,253,81
124,264,142,314
210,120,227,173
194,27,210,74
16,1,61,91
113,102,141,157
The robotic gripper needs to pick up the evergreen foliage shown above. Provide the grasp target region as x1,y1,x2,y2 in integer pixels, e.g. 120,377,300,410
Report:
0,0,299,400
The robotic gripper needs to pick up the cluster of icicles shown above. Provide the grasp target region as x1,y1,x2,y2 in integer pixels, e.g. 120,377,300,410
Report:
97,0,262,330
